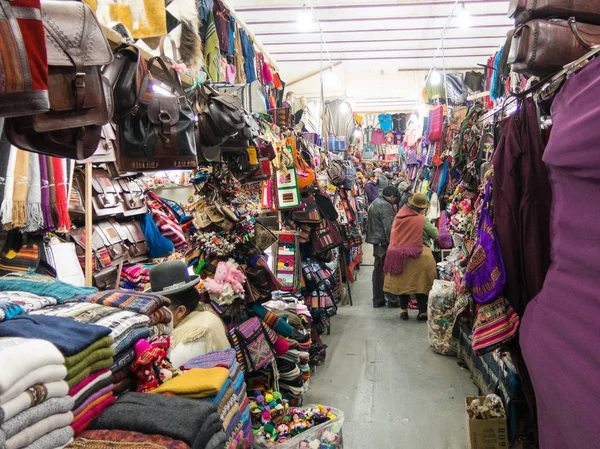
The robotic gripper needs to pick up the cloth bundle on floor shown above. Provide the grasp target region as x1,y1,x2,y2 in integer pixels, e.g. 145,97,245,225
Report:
89,392,222,449
66,429,191,449
0,338,74,449
0,272,96,303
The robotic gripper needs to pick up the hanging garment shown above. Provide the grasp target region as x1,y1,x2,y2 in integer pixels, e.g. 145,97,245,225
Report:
204,11,221,81
377,114,393,132
371,129,385,145
238,28,256,84
520,56,600,449
233,23,247,85
212,0,231,55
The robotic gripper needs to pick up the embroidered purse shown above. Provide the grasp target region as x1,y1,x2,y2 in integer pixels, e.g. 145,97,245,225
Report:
228,317,274,374
464,180,506,304
472,295,520,356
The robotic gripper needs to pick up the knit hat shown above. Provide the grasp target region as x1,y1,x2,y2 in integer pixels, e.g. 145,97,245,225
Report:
147,261,200,296
408,193,429,210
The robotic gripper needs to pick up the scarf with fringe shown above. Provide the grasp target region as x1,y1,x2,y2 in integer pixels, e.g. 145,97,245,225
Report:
1,147,17,228
10,149,29,229
25,155,43,232
51,158,71,231
39,155,54,231
383,206,425,275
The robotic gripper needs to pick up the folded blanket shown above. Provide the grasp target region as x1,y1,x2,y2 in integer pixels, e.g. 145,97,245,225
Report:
113,328,149,356
205,432,226,449
0,272,96,302
66,430,191,449
71,372,112,404
74,390,113,423
148,368,229,399
88,392,219,449
0,291,57,313
0,397,74,441
0,315,112,356
0,381,68,425
111,349,135,374
112,368,129,385
69,370,110,398
67,358,114,390
73,385,114,418
181,349,237,371
0,339,64,397
64,337,113,369
0,301,23,322
4,411,73,449
147,307,172,326
0,365,67,404
149,323,172,338
223,404,240,435
77,291,169,316
206,379,231,408
71,396,115,435
26,426,74,449
73,378,113,412
219,388,236,420
113,377,131,396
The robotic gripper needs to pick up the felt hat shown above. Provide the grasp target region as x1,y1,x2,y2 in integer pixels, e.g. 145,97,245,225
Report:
147,260,201,296
408,193,429,210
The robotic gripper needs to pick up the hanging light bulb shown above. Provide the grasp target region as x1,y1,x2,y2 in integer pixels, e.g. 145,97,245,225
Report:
430,69,442,85
457,2,471,29
297,5,314,31
324,66,337,85
339,101,349,113
418,103,428,117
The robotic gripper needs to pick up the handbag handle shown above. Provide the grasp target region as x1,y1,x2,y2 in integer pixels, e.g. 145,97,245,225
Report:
159,35,179,63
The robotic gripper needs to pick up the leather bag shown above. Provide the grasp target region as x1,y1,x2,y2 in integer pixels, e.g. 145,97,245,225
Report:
117,177,148,216
6,1,113,159
118,55,197,171
311,218,343,254
508,18,600,76
0,0,50,117
508,0,600,26
77,124,117,164
96,220,129,262
121,221,149,263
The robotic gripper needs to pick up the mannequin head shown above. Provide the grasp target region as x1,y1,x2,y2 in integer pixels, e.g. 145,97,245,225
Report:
285,91,295,104
300,96,308,109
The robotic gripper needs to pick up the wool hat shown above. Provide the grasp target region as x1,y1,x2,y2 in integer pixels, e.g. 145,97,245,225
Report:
408,193,429,210
147,261,201,296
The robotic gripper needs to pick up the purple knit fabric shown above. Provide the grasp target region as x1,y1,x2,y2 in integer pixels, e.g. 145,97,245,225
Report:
73,384,115,417
38,154,54,232
520,56,600,448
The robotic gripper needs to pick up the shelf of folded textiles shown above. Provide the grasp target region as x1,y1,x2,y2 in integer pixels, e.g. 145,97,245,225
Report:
101,26,193,88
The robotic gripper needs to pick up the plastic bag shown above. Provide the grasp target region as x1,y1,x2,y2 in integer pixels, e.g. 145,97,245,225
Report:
427,280,457,356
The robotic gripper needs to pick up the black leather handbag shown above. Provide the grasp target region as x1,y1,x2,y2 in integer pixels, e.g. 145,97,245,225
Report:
117,55,197,171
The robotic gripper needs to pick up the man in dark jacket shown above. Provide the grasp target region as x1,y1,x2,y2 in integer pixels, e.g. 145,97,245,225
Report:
366,185,399,308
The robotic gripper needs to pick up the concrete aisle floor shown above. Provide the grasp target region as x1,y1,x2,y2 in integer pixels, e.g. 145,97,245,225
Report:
304,259,476,449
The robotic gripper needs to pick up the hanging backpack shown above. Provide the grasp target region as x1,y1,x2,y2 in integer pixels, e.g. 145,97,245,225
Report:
327,160,346,187
342,161,357,190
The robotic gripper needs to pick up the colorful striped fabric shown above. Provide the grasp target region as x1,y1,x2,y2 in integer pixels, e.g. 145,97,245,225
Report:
78,290,169,315
472,296,520,356
0,271,96,302
181,349,237,371
0,300,24,322
67,430,191,449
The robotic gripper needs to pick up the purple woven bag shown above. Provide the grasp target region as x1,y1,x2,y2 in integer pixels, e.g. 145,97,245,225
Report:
464,180,506,304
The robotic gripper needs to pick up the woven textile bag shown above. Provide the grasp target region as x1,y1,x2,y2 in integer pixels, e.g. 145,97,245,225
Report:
472,295,520,356
464,180,506,304
228,317,274,373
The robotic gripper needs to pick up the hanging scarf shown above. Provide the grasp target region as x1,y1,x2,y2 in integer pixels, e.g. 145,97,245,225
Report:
24,154,43,232
46,155,56,210
1,147,18,228
0,131,11,206
383,206,425,275
11,149,30,228
204,11,221,82
39,155,54,232
233,23,246,85
51,157,71,231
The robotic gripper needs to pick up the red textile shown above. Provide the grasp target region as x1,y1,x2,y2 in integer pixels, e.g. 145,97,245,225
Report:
383,206,424,275
51,157,71,231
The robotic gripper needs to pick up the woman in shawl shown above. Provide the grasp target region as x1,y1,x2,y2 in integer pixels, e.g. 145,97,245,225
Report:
384,193,439,321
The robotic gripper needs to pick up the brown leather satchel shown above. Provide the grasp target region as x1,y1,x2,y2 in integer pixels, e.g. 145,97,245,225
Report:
96,220,129,263
6,1,113,159
509,0,600,26
508,18,600,76
77,124,117,164
117,177,148,216
73,168,124,218
121,221,149,263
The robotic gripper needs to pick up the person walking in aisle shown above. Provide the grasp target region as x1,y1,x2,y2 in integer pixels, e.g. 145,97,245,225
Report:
374,168,389,195
366,185,400,308
364,173,379,206
384,193,439,320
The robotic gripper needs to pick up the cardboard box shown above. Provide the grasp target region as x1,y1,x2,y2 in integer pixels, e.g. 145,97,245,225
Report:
466,396,509,449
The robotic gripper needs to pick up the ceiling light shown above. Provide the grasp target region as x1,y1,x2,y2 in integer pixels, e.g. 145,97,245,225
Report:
297,5,315,31
430,69,442,85
457,2,471,29
323,66,337,85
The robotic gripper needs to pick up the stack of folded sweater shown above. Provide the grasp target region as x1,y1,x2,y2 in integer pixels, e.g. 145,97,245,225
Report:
88,392,225,449
182,350,253,449
0,315,115,434
0,338,74,449
119,265,152,292
0,272,96,304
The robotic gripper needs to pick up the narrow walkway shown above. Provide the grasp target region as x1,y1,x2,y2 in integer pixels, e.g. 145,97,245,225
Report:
304,254,475,449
